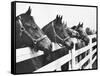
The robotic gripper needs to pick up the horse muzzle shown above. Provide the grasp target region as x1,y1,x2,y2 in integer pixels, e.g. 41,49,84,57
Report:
37,37,52,53
64,41,74,50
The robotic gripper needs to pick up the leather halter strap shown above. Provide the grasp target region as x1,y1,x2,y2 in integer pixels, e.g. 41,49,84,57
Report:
18,16,47,44
52,22,70,42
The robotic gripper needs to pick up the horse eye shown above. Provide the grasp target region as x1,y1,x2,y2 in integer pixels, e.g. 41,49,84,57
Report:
28,24,31,26
34,27,38,30
25,23,31,26
32,25,38,30
21,28,24,30
60,29,64,33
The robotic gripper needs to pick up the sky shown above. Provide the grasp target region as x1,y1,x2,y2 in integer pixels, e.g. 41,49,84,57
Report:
16,2,97,31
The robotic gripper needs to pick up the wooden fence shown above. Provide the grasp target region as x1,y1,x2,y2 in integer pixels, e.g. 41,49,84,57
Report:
35,34,97,72
16,34,97,73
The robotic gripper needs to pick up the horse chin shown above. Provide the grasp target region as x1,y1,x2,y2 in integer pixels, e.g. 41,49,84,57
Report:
83,37,90,46
40,45,53,63
36,38,53,62
64,41,74,50
85,40,89,46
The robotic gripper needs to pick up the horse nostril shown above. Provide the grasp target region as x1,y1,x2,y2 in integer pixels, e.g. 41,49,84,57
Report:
86,38,90,45
71,42,74,48
77,33,79,37
72,42,74,46
49,44,52,51
44,44,52,53
50,44,52,48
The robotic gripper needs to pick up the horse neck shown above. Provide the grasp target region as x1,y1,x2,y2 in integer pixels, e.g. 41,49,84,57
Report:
16,20,34,49
43,22,56,42
79,29,87,37
51,23,68,44
65,28,72,37
43,21,63,43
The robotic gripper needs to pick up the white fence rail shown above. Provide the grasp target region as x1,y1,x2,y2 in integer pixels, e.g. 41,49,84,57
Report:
16,48,44,63
35,34,97,72
16,43,61,63
16,34,97,72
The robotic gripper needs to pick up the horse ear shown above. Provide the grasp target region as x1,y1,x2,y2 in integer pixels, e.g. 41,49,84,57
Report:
58,15,61,21
58,15,59,20
26,6,31,15
71,26,76,30
65,21,67,27
60,16,62,20
56,15,58,20
81,22,83,27
64,23,67,28
59,15,62,23
79,22,83,28
77,22,81,28
78,22,80,25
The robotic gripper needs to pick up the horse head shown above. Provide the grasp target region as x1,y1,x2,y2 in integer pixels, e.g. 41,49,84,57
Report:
72,22,90,45
85,27,96,35
64,22,80,39
42,15,74,50
16,7,52,57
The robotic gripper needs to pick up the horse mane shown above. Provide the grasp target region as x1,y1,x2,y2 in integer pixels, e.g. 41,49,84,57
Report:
42,19,56,33
71,26,77,30
42,14,63,31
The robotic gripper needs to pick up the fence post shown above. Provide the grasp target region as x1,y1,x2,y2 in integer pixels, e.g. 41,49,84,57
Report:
69,50,72,70
89,36,92,69
56,67,61,71
71,38,77,70
71,44,76,69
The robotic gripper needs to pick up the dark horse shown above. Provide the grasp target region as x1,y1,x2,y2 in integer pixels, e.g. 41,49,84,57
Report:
42,15,74,71
71,22,90,49
85,27,96,35
71,22,90,69
16,7,52,70
63,22,80,39
42,15,74,50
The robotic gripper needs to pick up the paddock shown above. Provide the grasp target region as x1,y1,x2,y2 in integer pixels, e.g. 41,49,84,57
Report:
16,34,97,73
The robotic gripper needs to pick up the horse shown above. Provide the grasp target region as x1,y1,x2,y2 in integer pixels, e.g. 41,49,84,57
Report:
85,27,96,35
63,22,80,39
71,22,90,49
16,7,52,70
42,15,74,50
85,27,97,53
42,15,74,71
71,22,90,69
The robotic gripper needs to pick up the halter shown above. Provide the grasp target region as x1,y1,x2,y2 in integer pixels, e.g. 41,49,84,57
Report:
51,22,70,46
18,16,47,44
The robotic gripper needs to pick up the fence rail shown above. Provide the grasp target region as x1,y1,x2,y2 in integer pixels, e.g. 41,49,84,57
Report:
35,34,97,72
16,43,61,63
35,52,72,72
16,48,44,63
16,34,97,72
